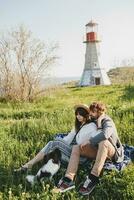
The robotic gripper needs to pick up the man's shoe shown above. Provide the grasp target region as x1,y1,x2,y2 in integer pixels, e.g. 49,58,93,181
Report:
79,175,99,196
57,177,75,193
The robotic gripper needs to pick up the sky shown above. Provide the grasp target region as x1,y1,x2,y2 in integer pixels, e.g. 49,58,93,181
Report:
0,0,134,77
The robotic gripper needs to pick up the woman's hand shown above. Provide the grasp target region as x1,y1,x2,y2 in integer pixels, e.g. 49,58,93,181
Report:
80,141,90,151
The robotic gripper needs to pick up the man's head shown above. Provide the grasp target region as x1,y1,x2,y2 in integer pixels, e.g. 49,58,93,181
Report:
89,102,106,119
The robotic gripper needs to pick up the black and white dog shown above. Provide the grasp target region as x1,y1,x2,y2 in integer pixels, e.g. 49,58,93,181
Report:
26,149,61,185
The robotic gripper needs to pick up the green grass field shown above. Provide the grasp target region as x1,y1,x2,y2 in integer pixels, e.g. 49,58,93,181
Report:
0,84,134,200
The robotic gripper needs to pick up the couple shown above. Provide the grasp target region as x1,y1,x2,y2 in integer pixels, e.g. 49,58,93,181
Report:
16,101,124,196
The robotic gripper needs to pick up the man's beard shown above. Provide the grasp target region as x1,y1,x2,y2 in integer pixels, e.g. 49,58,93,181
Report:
90,116,96,120
90,116,98,120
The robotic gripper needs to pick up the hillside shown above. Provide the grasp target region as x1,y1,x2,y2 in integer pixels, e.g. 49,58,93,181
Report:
0,84,133,199
108,66,134,84
41,67,134,88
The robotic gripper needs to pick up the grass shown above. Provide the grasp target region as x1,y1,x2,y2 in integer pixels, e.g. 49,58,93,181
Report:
108,66,134,84
0,83,133,199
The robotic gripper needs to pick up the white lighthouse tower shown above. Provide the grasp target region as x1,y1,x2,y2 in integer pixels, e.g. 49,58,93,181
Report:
79,20,111,86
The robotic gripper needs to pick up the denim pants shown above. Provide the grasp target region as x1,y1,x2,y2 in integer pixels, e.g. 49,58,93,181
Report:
40,138,87,164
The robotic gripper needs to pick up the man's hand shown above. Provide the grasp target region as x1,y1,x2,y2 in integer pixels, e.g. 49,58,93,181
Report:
80,141,90,151
97,114,105,128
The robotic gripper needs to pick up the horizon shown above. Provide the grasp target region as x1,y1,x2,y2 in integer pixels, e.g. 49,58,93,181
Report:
1,0,134,77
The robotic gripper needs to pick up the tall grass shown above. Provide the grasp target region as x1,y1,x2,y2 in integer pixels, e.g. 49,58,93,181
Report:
0,84,133,199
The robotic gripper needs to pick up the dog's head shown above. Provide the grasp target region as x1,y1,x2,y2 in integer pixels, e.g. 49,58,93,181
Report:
43,148,61,164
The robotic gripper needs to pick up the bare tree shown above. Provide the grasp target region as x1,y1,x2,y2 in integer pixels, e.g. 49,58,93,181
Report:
0,25,58,101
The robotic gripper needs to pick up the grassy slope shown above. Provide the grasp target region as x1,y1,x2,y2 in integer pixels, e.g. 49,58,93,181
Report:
0,84,133,199
108,66,134,84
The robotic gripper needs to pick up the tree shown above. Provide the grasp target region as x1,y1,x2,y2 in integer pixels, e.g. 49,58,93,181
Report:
0,25,58,101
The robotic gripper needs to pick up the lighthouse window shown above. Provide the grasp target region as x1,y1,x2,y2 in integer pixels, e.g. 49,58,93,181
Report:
94,62,97,67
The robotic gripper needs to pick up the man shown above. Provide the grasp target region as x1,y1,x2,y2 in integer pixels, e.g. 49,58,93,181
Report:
57,102,124,195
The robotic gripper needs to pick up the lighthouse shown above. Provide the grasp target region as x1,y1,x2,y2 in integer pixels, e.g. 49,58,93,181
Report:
79,20,111,86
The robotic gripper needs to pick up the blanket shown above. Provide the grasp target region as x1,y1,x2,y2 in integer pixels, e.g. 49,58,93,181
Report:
103,144,134,171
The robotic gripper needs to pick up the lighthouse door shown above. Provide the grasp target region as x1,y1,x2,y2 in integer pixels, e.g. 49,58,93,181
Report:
95,77,100,85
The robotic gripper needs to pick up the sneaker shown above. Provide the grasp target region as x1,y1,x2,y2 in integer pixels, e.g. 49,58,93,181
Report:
57,177,75,193
14,164,32,173
79,176,99,196
14,166,28,173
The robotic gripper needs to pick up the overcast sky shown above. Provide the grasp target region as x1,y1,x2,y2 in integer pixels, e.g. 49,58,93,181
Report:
1,0,134,77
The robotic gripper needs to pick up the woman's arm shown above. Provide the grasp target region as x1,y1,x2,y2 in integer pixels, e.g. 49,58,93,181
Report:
63,128,76,145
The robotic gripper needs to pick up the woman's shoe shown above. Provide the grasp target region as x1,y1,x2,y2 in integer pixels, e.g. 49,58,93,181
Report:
14,166,29,173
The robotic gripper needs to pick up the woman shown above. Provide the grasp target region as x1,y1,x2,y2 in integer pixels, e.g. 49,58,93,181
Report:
16,104,99,172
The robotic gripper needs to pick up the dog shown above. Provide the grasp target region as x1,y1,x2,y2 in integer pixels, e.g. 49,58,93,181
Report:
26,149,61,185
